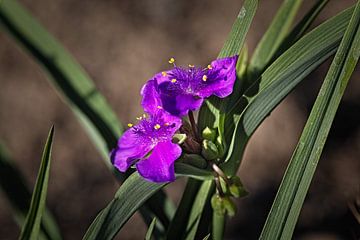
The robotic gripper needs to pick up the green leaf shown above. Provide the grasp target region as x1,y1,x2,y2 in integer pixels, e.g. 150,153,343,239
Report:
260,2,360,239
271,0,330,62
0,0,175,230
248,0,303,79
0,0,121,166
222,5,355,175
19,126,55,240
184,181,214,240
145,218,156,240
165,179,201,240
198,0,258,132
83,172,166,240
184,2,257,238
0,143,62,240
175,162,213,181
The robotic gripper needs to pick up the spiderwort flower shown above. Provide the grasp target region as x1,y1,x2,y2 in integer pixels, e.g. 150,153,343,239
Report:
141,55,238,117
111,110,182,183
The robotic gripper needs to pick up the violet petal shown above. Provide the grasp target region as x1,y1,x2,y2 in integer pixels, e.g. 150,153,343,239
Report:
112,128,153,172
136,140,182,182
197,55,238,98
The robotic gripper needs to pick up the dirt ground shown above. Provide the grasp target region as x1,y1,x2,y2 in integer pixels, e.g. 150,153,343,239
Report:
0,0,359,239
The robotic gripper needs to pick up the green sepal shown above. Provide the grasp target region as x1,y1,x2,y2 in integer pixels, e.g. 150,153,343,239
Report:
215,135,225,159
222,197,237,217
202,127,217,142
173,134,187,145
211,194,226,216
202,140,219,160
229,176,248,198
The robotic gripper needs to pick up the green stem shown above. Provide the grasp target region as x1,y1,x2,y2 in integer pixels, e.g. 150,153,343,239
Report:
212,212,226,240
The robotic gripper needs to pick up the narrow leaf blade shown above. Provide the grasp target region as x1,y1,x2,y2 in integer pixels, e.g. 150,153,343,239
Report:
260,2,360,239
19,126,55,240
83,173,166,240
0,143,62,240
223,5,355,175
0,0,175,230
0,0,122,165
248,0,303,79
198,0,258,132
145,218,156,240
272,0,330,61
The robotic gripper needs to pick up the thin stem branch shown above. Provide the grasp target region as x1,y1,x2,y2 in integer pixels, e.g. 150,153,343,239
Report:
188,111,200,141
213,173,225,197
211,162,231,186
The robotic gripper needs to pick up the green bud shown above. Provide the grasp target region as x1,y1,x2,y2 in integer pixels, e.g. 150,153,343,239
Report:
223,197,237,217
182,154,207,169
202,127,217,142
215,135,225,158
211,194,226,216
229,176,248,198
172,133,187,144
202,140,219,160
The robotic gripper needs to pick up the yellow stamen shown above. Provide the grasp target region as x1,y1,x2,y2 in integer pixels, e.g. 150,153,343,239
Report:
171,79,177,83
168,57,175,64
136,116,142,120
202,75,208,81
207,64,213,70
162,71,167,76
143,114,147,118
188,64,194,68
154,124,161,130
157,105,163,109
127,123,133,127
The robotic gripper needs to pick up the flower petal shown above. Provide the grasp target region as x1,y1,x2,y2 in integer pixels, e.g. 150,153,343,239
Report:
197,55,238,98
141,79,162,114
111,128,153,172
136,141,182,182
158,81,203,116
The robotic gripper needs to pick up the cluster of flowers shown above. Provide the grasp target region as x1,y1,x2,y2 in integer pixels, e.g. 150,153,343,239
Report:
111,56,238,183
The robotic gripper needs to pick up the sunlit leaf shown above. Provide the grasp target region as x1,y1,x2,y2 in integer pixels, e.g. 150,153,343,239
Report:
260,2,360,238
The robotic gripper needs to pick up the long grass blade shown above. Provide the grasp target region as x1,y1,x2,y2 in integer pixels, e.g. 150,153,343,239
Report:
83,172,166,240
222,5,355,175
272,0,330,62
184,181,214,240
19,126,55,240
260,2,360,239
248,0,303,79
0,143,62,240
165,179,201,240
145,218,156,240
0,0,122,165
198,0,258,132
0,0,175,230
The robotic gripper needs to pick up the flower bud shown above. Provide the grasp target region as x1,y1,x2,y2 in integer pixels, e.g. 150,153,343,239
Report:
202,127,217,142
215,135,225,158
223,197,237,217
202,139,219,160
229,176,248,198
211,194,226,216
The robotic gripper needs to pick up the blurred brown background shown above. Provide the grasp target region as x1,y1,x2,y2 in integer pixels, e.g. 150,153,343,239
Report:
0,0,359,239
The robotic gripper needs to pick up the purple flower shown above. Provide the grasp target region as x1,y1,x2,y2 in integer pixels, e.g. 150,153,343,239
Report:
111,110,182,182
141,55,238,116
